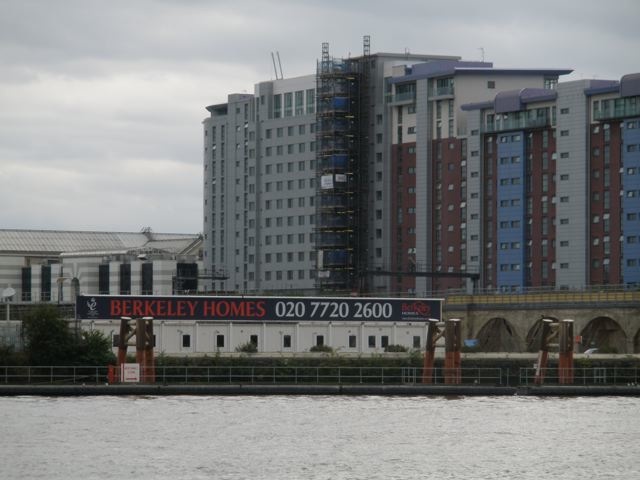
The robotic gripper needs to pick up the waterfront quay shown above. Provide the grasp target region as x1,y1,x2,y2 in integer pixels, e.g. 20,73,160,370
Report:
1,360,639,397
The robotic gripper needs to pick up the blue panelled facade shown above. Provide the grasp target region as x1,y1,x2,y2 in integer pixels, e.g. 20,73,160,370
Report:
496,132,527,291
622,117,640,285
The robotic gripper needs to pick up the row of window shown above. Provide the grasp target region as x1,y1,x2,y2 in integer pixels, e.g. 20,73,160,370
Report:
263,159,315,174
272,89,315,118
265,124,315,139
172,334,424,350
264,215,314,227
264,233,313,245
264,178,315,192
263,197,313,209
265,251,315,263
265,142,315,156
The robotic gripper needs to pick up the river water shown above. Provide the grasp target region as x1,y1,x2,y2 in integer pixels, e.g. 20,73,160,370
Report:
1,395,639,479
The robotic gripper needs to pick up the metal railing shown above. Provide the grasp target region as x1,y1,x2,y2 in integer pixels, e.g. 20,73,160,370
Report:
519,367,640,386
446,289,640,306
2,366,638,387
0,365,504,386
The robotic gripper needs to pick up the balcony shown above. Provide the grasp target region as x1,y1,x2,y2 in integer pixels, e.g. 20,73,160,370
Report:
385,91,416,104
429,86,455,97
594,101,640,121
483,115,552,133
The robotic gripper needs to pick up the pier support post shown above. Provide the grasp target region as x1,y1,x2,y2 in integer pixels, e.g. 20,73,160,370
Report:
558,319,574,385
534,319,554,385
444,319,461,384
117,316,155,384
422,319,441,384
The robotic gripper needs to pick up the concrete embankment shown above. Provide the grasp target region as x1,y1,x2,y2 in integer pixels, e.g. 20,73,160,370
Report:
0,384,639,397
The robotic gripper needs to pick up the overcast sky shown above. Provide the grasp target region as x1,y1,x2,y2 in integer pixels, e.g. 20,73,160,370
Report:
1,0,638,234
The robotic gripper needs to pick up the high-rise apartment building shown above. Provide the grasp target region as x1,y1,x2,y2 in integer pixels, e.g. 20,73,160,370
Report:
202,40,639,295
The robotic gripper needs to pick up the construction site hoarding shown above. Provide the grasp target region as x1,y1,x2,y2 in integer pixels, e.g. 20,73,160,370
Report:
77,295,442,323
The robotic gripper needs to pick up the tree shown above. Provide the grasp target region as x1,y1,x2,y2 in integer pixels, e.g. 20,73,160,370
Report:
75,330,116,365
22,304,75,365
22,304,115,365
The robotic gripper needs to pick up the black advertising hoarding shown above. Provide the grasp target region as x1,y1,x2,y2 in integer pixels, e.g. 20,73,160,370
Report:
76,295,442,323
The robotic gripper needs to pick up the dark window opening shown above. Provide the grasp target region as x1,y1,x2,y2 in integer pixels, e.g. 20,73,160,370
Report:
283,335,292,348
98,264,109,295
316,335,324,346
21,267,32,301
182,334,191,348
216,334,225,348
119,264,131,295
413,336,421,348
41,265,51,301
250,335,258,347
141,263,153,295
368,335,376,348
348,335,357,348
381,336,389,348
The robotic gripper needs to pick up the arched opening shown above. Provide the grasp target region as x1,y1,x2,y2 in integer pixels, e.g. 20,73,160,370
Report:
476,317,523,352
634,329,640,354
580,317,627,354
525,316,559,352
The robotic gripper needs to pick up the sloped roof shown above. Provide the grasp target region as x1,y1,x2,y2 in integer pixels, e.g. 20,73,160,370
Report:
0,229,200,256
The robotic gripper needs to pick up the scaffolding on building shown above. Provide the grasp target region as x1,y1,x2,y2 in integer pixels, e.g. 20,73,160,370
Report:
315,42,367,292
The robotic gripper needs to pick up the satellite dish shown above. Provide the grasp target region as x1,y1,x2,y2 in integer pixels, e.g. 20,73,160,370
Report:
1,287,16,300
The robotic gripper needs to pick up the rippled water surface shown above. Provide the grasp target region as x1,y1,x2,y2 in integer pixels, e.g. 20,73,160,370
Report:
1,395,639,479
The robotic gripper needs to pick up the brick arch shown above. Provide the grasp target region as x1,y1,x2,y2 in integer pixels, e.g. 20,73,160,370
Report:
580,316,628,353
525,316,561,352
476,317,524,352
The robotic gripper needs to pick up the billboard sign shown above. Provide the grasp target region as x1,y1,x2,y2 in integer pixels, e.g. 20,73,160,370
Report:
77,295,442,323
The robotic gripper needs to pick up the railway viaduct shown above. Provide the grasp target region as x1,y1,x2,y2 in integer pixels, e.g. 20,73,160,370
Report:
444,290,640,353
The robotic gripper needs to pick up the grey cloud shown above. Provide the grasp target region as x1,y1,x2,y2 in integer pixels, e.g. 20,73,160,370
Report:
0,0,638,233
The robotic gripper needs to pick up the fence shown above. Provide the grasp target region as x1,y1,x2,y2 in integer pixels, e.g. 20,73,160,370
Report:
0,366,503,386
2,366,637,387
519,367,640,386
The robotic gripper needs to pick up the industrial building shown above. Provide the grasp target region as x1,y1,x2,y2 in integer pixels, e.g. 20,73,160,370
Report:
203,38,639,295
0,228,204,303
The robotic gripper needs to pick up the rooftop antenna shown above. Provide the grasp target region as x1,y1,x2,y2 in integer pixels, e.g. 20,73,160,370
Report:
271,52,278,79
276,51,284,79
478,47,485,62
363,35,370,56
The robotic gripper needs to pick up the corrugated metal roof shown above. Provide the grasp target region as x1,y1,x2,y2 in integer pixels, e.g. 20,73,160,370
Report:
0,229,199,255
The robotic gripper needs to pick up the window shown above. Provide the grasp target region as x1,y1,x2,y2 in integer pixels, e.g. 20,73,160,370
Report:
182,334,191,348
250,335,258,347
487,80,495,89
315,335,324,347
368,336,376,348
381,336,389,348
413,336,421,348
283,335,291,348
349,335,357,348
216,335,225,348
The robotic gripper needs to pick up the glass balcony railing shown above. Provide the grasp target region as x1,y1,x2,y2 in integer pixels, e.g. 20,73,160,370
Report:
483,115,552,133
429,86,454,97
594,103,640,121
385,91,416,104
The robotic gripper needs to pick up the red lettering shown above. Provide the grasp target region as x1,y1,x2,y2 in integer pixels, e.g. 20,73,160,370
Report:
217,301,229,317
255,301,266,318
229,301,245,318
187,301,198,317
203,301,215,317
156,301,166,317
121,300,132,317
132,300,144,317
110,300,122,317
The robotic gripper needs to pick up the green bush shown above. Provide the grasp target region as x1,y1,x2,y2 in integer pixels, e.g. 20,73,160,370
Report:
309,344,334,353
22,304,114,365
235,342,258,353
384,344,408,353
